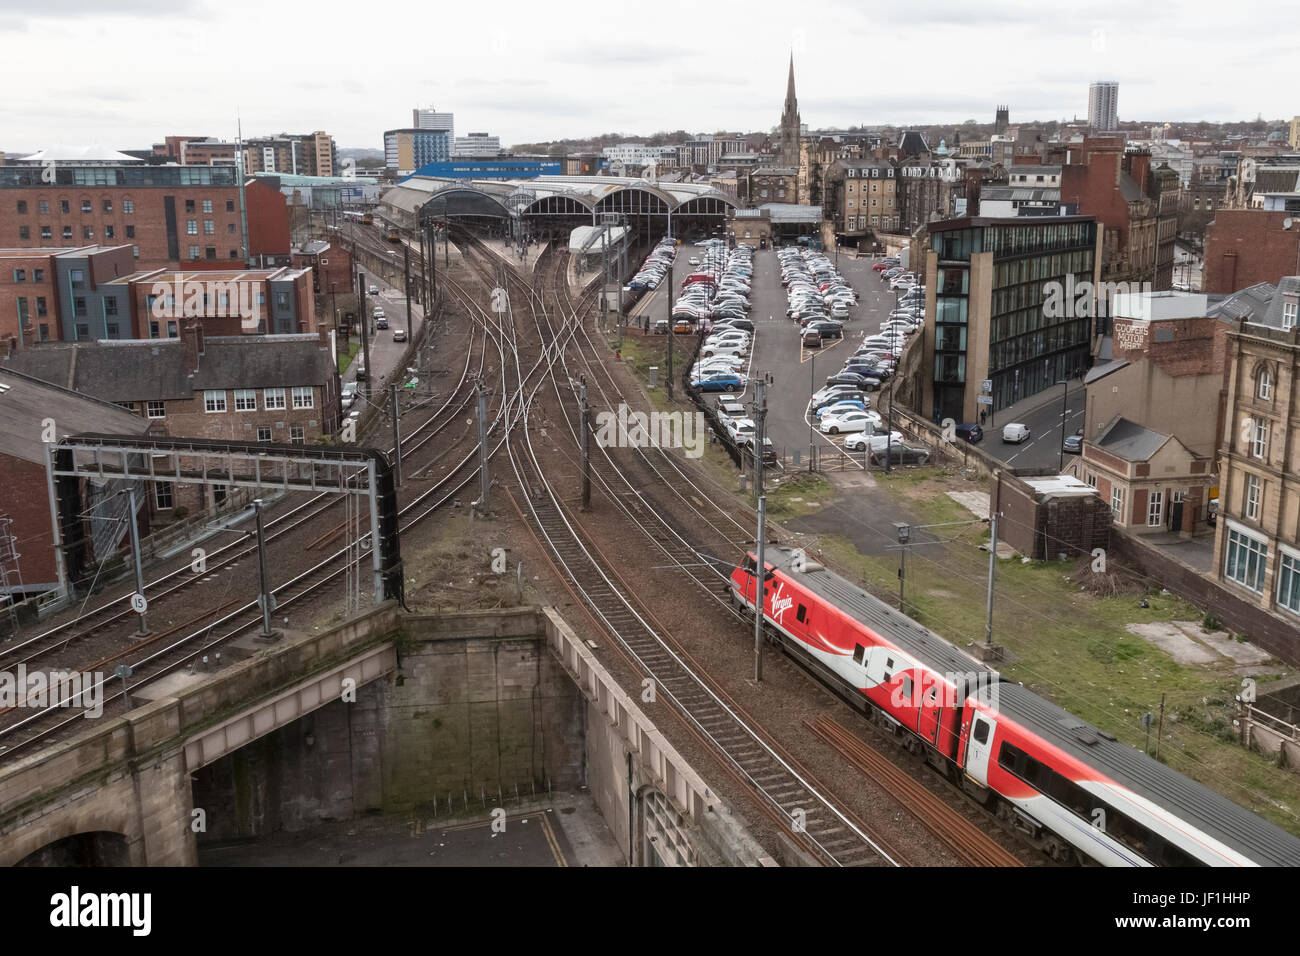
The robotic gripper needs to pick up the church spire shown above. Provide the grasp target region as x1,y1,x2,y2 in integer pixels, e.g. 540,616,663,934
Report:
785,52,797,114
779,52,801,168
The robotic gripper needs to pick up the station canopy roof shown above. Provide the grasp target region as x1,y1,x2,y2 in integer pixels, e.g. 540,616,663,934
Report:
569,225,628,254
383,174,736,216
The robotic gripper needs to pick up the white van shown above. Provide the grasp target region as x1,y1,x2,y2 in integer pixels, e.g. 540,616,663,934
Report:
1002,423,1030,444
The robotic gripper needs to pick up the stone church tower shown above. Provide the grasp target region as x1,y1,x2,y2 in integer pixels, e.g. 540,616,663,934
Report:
779,54,801,168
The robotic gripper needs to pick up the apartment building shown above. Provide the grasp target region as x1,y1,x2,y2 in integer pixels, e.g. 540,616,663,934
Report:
243,132,337,178
824,159,897,241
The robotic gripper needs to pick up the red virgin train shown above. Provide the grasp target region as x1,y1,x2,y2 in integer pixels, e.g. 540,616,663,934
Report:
729,546,1300,866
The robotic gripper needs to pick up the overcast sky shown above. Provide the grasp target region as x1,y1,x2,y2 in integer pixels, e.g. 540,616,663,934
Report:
2,0,1296,154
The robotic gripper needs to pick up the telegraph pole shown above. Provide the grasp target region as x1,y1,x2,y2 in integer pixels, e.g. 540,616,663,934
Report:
580,377,591,511
754,494,767,682
358,270,372,404
886,382,895,474
752,378,767,496
601,230,610,331
253,498,278,641
403,243,412,338
808,351,816,472
476,384,490,512
126,484,148,637
666,260,674,399
985,510,998,646
390,383,402,486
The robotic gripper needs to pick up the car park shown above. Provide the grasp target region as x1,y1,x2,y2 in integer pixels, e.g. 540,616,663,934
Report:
1002,423,1031,444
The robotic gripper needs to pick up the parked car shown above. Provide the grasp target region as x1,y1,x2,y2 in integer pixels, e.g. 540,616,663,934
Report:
354,363,367,381
716,399,746,418
1063,430,1083,454
802,330,823,348
825,371,875,390
1002,423,1031,444
368,284,379,295
955,423,983,443
692,372,742,392
820,409,882,435
816,399,868,420
341,383,357,408
844,430,905,453
392,328,407,342
653,318,670,334
870,445,931,466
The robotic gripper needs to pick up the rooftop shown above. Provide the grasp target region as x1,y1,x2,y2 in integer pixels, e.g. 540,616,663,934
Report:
1095,416,1170,462
0,367,152,466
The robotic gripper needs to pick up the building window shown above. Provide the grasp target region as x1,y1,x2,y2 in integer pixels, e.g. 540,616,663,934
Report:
1284,302,1298,330
126,225,135,238
264,387,286,410
291,386,314,409
73,297,87,317
202,200,213,214
104,298,118,316
1258,368,1272,400
1245,474,1262,521
1250,419,1267,459
123,199,134,214
226,200,235,212
60,200,70,214
1111,485,1125,520
1224,526,1268,593
36,296,47,317
147,401,165,419
18,225,29,240
62,226,73,239
204,390,227,413
1279,551,1300,616
1086,473,1097,488
102,199,113,213
227,223,236,234
133,245,140,257
155,482,174,510
75,323,89,339
105,225,115,239
33,268,44,282
189,245,200,259
187,220,198,235
80,200,92,213
40,226,51,239
185,199,195,213
167,320,178,337
204,220,214,235
39,200,50,215
234,388,257,411
257,426,272,442
12,269,24,283
82,226,94,239
1147,491,1163,527
290,425,305,445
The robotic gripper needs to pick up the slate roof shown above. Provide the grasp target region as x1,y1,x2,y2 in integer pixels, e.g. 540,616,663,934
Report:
1259,276,1300,330
1095,416,1169,461
1206,281,1276,323
1117,171,1146,202
1,335,334,404
0,367,152,466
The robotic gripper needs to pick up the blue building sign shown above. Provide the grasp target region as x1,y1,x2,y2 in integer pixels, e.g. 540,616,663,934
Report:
405,161,563,181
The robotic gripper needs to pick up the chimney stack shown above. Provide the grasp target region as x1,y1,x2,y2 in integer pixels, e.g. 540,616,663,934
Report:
183,321,204,372
316,321,329,349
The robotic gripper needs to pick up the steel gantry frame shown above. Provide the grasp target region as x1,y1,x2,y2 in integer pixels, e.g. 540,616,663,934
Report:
43,434,402,607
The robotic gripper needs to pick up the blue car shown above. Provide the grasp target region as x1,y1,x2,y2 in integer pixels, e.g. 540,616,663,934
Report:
692,373,742,392
816,399,867,419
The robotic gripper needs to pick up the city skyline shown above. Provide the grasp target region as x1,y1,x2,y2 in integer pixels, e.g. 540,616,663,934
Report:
2,0,1297,152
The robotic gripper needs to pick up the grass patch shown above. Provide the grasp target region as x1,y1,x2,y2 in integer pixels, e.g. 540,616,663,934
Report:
337,340,360,374
809,483,1300,837
764,472,836,519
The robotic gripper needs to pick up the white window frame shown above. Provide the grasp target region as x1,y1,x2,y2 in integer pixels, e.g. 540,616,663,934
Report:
1278,545,1300,616
1224,521,1268,593
1258,368,1272,400
146,400,165,419
1147,490,1163,527
233,388,257,411
1245,474,1262,521
264,388,286,410
1284,301,1297,330
1111,485,1126,520
289,425,305,445
155,481,174,510
291,386,314,409
1251,418,1267,459
203,390,227,413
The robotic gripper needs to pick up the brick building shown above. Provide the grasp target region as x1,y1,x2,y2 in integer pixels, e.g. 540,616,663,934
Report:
0,244,138,348
822,159,897,246
2,327,340,516
1212,278,1300,623
1203,209,1300,294
151,136,239,166
243,132,337,178
993,471,1111,560
0,159,290,270
748,166,798,205
1054,138,1179,292
0,367,154,599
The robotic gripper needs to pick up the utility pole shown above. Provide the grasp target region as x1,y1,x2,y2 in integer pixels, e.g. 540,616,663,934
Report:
390,383,403,486
617,221,625,350
253,498,279,641
754,495,766,683
126,484,148,637
403,243,412,338
418,225,427,309
601,230,610,331
808,351,815,472
886,382,895,474
358,270,372,404
580,377,591,511
1058,378,1069,474
985,510,998,646
666,260,674,399
476,383,490,512
752,378,767,496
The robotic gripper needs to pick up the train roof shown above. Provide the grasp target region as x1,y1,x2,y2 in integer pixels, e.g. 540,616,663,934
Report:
985,681,1300,867
765,546,997,684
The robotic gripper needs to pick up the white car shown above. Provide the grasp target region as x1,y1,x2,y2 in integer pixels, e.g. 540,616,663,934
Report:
726,417,756,441
820,409,883,435
844,430,905,453
701,343,748,360
706,331,751,347
1002,423,1031,444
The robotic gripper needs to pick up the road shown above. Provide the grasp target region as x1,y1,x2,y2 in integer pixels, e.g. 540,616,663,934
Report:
346,271,425,414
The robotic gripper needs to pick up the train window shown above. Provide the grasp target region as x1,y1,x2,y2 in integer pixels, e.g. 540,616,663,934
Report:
901,676,914,704
853,644,866,665
796,605,807,623
973,719,990,744
742,556,756,573
998,742,1023,773
886,657,895,668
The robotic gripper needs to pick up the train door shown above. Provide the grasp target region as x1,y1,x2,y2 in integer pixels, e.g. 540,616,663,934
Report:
965,712,997,785
917,683,942,747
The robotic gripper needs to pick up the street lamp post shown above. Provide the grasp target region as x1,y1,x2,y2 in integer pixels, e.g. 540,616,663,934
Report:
1057,378,1069,473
